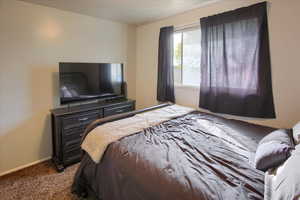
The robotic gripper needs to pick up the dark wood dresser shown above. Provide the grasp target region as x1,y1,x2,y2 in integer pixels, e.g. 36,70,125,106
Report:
50,99,135,172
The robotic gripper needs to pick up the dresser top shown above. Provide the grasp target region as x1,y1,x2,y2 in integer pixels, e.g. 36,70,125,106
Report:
50,99,135,117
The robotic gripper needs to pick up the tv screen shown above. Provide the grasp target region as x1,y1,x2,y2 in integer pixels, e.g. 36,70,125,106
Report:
59,62,124,104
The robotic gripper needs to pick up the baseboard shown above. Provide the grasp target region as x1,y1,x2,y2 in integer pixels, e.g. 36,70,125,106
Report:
0,157,51,177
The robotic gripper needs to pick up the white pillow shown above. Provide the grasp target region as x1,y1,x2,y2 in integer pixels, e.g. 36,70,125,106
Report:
293,122,300,144
264,144,300,200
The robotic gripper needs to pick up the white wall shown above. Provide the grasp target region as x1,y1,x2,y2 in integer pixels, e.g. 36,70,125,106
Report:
0,0,136,175
136,0,300,129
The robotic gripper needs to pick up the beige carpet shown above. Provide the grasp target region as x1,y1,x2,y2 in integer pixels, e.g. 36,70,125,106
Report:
0,161,82,200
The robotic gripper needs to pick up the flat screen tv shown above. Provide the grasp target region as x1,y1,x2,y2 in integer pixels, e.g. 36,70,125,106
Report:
59,62,124,105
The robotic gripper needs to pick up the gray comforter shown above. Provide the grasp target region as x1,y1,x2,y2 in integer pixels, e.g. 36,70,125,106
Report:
72,111,275,200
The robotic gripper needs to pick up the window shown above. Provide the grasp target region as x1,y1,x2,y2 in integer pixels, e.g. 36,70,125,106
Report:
173,28,201,86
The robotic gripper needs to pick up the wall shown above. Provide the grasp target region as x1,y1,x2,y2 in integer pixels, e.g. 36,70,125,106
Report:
136,0,300,129
0,0,136,175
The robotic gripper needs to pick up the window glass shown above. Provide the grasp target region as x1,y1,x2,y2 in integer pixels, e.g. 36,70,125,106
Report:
173,29,201,86
173,32,182,84
182,29,201,86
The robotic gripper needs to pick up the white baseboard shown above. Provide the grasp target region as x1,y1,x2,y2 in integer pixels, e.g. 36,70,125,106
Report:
0,157,51,177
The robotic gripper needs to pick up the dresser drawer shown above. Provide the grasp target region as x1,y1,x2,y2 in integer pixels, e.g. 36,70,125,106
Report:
103,103,134,117
63,146,82,166
63,138,81,151
61,124,88,144
62,110,102,130
62,125,86,138
62,137,82,166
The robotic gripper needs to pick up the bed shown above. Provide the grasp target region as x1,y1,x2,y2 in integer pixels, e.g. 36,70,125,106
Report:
72,104,276,200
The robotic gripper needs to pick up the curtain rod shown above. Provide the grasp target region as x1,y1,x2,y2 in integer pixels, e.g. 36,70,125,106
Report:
174,22,200,32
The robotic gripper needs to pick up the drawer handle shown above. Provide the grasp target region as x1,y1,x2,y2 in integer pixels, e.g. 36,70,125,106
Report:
78,117,89,121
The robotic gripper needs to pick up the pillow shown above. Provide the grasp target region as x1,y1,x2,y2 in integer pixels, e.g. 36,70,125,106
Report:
254,129,294,172
264,144,300,200
293,121,300,145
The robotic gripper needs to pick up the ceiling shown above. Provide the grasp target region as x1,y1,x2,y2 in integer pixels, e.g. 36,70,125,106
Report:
19,0,218,25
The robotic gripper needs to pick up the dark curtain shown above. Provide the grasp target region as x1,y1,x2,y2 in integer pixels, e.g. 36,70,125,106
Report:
199,2,275,118
157,26,175,103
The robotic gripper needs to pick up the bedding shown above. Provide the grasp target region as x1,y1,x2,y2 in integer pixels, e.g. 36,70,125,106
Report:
81,104,194,163
72,105,275,200
293,121,300,144
254,129,294,171
264,144,300,200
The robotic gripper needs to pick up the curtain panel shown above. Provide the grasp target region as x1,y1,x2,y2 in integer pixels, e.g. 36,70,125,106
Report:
199,2,275,118
157,26,175,103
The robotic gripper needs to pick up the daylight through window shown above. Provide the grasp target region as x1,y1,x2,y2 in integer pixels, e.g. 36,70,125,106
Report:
173,28,201,86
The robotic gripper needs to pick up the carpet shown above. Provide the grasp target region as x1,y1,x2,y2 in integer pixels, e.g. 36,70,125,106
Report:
0,161,82,200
